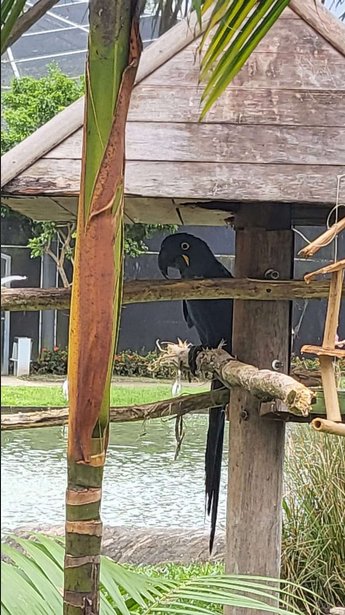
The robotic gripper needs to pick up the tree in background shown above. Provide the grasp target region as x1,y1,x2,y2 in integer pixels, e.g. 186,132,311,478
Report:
1,64,177,273
1,64,85,154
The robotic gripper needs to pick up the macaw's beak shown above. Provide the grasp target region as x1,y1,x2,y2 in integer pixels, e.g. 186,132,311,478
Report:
158,248,170,279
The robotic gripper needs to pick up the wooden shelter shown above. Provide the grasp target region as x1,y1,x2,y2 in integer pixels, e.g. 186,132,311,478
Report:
1,0,345,612
1,0,345,224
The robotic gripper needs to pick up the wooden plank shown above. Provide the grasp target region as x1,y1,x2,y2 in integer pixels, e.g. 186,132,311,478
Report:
6,159,344,205
197,17,340,55
1,278,341,313
290,0,345,57
45,123,345,166
1,195,336,227
1,196,76,222
280,6,299,19
125,197,232,226
145,48,345,89
127,87,345,127
225,211,292,614
302,345,345,359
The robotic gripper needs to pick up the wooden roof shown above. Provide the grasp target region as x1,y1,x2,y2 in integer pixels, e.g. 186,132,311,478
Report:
2,0,345,226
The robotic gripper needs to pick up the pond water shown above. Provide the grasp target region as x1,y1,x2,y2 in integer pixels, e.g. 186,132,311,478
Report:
1,416,228,536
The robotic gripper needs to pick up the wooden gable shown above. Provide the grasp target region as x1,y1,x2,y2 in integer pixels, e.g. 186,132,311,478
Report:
2,4,345,226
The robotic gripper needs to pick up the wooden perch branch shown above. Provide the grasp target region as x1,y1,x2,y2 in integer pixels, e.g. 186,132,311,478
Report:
1,388,229,431
158,343,315,417
1,277,341,312
298,217,345,259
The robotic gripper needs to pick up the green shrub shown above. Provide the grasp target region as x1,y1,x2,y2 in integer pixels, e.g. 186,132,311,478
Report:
31,347,177,379
282,426,345,614
31,346,68,375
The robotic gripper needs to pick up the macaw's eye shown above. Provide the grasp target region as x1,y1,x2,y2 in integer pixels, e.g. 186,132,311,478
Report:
181,242,190,251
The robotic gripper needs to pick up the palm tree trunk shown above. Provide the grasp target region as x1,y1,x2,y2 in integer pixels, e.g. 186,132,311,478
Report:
63,1,141,613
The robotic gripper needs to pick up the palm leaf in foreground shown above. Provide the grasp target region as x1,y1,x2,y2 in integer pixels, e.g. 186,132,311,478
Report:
1,534,319,615
193,0,290,117
1,0,26,54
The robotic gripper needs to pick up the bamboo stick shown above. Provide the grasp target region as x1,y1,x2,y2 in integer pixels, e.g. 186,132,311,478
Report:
1,277,341,312
319,356,342,423
311,418,345,436
323,270,344,349
304,259,345,283
298,218,345,259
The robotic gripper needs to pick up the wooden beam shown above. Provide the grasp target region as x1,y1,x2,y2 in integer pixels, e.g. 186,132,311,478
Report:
157,344,314,416
6,159,344,206
1,277,341,312
224,207,293,615
1,388,229,431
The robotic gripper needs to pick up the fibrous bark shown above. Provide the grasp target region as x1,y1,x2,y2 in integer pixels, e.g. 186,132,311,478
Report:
1,388,229,431
159,343,315,416
1,277,340,312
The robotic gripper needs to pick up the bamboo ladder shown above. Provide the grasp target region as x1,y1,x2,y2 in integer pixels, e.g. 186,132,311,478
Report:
299,216,345,437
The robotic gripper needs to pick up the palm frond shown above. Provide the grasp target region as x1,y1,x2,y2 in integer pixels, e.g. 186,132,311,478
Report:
192,0,290,117
1,533,319,615
1,0,26,55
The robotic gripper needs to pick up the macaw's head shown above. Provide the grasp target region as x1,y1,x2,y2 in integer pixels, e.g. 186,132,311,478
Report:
158,233,217,279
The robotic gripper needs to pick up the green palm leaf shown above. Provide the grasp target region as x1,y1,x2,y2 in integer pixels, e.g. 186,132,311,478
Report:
1,0,26,54
1,534,318,615
192,0,290,117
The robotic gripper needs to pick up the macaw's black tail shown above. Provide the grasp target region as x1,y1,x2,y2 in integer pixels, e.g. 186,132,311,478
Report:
205,378,225,554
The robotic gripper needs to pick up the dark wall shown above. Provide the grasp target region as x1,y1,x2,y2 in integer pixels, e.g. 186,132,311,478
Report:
3,219,344,361
1,214,41,361
119,224,345,355
293,227,345,354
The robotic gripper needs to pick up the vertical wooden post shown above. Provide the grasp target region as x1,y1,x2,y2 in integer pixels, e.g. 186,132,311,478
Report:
225,205,293,614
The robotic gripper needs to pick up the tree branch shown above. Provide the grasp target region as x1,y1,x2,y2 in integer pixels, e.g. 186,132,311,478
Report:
1,277,340,312
2,0,60,53
157,343,315,417
1,388,229,431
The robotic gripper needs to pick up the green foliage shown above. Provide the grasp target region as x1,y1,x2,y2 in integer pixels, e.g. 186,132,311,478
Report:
282,426,345,613
125,223,178,257
31,346,178,379
1,534,305,615
31,346,68,375
1,63,84,154
1,0,26,55
113,349,177,379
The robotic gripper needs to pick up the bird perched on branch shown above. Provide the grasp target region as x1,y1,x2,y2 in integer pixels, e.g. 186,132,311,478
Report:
158,233,233,552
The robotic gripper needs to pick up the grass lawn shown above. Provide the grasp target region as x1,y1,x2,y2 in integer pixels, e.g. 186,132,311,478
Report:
1,383,206,407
